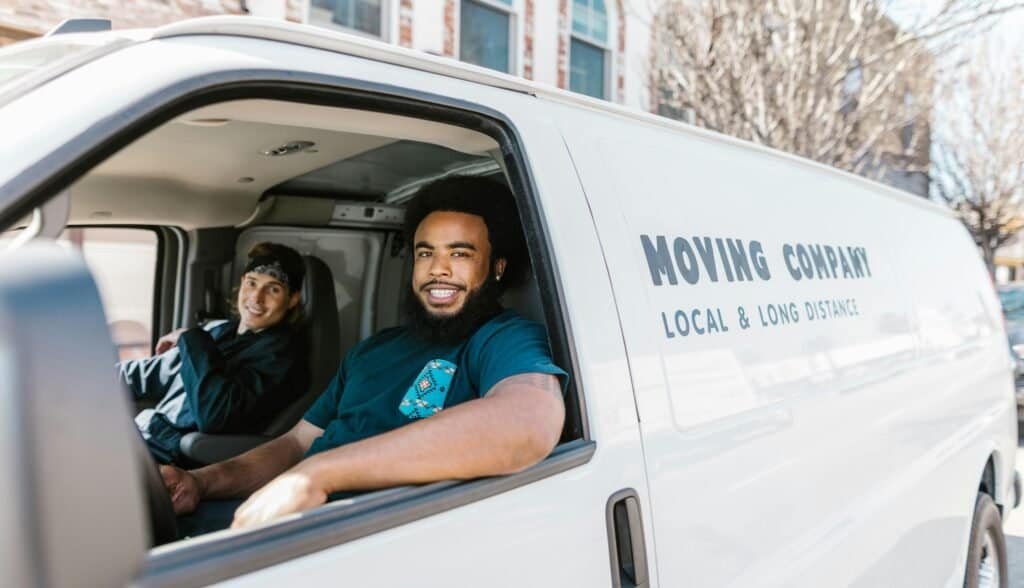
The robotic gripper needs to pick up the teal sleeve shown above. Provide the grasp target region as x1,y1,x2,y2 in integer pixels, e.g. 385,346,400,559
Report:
303,369,344,429
471,318,568,397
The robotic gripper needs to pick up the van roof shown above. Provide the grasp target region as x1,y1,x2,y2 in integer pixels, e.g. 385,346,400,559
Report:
145,16,949,218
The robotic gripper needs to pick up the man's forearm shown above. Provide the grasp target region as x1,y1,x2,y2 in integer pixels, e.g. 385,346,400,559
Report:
296,378,564,495
193,434,307,500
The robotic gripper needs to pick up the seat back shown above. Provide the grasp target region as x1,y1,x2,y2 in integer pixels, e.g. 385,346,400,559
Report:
499,269,545,324
263,254,341,435
180,255,340,465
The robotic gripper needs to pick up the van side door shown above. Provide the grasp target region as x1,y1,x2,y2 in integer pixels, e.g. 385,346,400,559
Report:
554,102,970,586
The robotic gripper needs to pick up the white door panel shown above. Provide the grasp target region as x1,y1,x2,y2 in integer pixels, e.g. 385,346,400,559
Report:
0,36,653,585
216,465,617,587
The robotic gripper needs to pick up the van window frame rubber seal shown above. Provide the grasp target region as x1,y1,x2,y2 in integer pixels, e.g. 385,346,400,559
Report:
0,67,595,586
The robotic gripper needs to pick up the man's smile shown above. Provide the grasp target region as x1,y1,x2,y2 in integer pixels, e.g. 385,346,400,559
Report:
421,282,464,305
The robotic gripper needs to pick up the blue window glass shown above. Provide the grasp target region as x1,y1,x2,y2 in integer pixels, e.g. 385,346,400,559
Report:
460,0,512,73
592,0,608,43
311,0,382,36
572,0,589,36
570,37,606,99
572,0,608,44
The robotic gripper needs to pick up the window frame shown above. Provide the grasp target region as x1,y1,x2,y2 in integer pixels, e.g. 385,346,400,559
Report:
0,70,594,586
568,0,612,100
457,0,519,75
157,225,189,333
305,0,391,41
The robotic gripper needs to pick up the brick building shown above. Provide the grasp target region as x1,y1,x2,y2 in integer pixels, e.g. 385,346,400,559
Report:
0,0,930,195
0,0,658,111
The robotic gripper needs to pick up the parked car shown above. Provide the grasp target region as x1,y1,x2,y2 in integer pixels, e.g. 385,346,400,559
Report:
998,284,1024,420
0,16,1017,588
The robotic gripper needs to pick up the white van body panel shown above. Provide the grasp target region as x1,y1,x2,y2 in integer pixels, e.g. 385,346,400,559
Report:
0,34,654,586
555,102,1016,587
213,468,615,587
0,18,1014,587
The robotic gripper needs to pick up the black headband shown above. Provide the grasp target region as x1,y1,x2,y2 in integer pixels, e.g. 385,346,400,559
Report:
243,255,302,291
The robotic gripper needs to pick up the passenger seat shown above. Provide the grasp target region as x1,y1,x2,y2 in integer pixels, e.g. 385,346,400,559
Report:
179,255,341,464
499,269,546,324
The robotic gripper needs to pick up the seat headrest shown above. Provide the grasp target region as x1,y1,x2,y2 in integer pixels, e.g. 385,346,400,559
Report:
299,255,334,326
258,254,340,437
499,269,545,324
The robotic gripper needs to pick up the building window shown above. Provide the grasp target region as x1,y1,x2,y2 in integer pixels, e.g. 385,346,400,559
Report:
570,0,609,99
460,0,515,73
309,0,383,37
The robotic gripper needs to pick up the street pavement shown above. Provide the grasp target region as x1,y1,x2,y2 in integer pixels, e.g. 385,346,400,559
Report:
1004,435,1024,587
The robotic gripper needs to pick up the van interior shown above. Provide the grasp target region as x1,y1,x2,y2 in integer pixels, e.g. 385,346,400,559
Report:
3,94,582,550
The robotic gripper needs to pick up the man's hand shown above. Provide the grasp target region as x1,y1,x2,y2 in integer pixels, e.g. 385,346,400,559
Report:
230,469,327,530
160,464,202,515
155,328,188,354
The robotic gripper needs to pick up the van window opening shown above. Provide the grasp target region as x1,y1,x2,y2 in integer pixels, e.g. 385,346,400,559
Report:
0,75,591,578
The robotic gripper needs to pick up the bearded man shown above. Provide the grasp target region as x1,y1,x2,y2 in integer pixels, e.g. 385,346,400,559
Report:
161,176,567,535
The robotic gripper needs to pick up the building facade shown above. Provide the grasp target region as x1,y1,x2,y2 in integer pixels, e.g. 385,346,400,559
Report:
1,1,933,196
0,0,658,111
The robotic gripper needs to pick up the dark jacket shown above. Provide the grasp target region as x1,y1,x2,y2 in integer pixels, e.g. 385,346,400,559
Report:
121,319,308,464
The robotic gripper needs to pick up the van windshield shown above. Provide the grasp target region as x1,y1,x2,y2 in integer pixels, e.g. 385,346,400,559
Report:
0,35,130,105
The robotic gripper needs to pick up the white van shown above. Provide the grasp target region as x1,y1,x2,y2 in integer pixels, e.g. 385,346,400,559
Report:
0,16,1017,588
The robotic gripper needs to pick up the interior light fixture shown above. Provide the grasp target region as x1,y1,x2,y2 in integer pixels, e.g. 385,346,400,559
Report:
182,118,231,127
261,141,316,157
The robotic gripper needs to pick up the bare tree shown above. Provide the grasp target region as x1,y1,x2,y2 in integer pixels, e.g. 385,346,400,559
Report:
649,0,1021,189
932,39,1024,272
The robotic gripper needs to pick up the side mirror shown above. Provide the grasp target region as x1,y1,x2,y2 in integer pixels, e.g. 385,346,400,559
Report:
0,244,148,586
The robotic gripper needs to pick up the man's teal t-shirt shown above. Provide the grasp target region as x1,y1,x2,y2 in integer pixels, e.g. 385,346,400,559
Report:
302,309,568,458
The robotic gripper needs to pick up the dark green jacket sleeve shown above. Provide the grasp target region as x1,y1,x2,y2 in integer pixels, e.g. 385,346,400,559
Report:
176,327,300,434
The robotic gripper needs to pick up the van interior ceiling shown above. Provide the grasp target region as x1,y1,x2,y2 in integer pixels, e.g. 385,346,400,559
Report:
68,98,503,230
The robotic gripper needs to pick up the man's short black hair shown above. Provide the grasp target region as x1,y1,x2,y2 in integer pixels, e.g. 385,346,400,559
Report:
403,175,530,292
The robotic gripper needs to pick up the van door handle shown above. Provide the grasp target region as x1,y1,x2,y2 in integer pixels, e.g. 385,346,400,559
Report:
606,489,650,588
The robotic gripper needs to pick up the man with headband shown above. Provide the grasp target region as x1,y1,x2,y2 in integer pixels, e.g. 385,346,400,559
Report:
121,242,309,466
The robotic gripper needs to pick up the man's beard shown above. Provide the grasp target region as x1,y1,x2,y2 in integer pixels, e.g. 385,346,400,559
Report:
404,277,503,345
